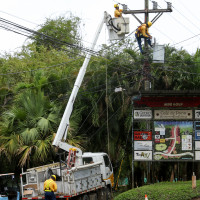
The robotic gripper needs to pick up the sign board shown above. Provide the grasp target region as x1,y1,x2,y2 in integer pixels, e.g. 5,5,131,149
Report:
134,141,152,150
153,121,194,161
134,110,152,119
134,131,152,141
134,96,200,108
195,141,200,150
134,151,152,160
195,110,200,119
194,122,200,140
195,151,200,160
154,110,192,120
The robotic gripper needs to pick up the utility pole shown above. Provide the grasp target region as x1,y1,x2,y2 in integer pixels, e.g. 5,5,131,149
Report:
123,0,172,91
144,0,150,91
122,0,172,188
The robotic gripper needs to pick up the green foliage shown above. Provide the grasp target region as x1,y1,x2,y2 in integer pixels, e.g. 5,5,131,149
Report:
32,14,82,51
114,181,200,200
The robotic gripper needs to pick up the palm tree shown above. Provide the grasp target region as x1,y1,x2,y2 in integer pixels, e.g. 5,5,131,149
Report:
0,89,59,167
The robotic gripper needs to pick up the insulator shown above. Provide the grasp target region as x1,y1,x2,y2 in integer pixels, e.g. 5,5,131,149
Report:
152,1,158,10
167,2,172,9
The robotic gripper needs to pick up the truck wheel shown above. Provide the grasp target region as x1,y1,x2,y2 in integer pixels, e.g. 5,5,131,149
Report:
106,188,112,200
89,193,97,200
82,194,89,200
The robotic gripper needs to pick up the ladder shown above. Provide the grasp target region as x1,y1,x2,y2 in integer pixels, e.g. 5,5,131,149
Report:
67,148,77,169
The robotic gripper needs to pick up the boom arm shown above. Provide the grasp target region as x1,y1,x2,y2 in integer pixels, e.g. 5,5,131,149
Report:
52,12,107,155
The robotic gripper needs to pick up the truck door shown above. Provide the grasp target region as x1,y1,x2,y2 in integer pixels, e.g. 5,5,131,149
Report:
103,155,114,187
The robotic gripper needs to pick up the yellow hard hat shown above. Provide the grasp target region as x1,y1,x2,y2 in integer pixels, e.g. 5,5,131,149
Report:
114,4,119,8
148,21,152,27
51,175,56,181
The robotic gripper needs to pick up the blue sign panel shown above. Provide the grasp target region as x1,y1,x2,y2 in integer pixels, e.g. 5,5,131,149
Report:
195,122,200,140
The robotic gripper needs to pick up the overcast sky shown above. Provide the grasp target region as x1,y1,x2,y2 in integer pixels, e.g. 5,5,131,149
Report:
0,0,200,55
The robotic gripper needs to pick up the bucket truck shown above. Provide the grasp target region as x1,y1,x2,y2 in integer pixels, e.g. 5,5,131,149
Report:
20,12,129,200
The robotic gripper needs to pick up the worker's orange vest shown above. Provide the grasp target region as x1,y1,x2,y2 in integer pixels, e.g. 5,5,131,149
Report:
135,24,147,37
44,179,53,192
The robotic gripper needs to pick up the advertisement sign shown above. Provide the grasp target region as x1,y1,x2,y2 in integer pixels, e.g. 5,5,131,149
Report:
134,141,152,150
195,131,200,140
154,121,194,160
134,151,152,160
195,122,200,140
134,110,152,119
195,151,200,160
134,131,152,141
195,110,200,119
154,110,192,120
195,141,200,150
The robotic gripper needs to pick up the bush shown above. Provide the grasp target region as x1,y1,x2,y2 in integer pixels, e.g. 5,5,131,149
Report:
114,181,200,200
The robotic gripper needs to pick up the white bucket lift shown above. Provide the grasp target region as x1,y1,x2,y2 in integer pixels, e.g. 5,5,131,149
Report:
105,15,130,40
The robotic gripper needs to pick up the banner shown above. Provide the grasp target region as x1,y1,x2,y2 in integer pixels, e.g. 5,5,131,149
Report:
134,131,152,141
154,110,192,120
134,110,152,119
134,151,152,160
134,141,152,150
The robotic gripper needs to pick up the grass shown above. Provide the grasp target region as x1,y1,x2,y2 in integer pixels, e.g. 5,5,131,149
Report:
114,180,200,200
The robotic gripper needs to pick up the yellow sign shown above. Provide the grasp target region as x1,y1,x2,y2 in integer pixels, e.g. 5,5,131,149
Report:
160,139,165,143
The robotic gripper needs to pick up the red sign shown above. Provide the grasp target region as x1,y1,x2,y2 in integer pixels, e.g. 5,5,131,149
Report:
134,131,152,140
134,96,200,108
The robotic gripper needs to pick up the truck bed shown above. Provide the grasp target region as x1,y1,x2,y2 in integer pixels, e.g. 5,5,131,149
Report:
21,161,104,199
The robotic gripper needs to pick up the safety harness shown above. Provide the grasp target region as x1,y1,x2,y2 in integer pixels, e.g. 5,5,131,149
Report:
135,24,148,37
44,179,53,192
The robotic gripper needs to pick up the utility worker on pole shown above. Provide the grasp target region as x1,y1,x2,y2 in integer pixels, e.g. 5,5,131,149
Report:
114,4,123,17
135,22,153,54
44,175,57,200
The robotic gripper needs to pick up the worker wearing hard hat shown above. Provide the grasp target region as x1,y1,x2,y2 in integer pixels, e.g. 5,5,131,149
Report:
44,175,57,200
114,4,123,17
135,22,153,54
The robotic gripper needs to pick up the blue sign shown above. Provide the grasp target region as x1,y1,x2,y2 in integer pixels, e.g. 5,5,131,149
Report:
195,122,200,140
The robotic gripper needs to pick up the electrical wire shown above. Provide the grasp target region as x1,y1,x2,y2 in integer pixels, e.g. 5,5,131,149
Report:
0,17,100,56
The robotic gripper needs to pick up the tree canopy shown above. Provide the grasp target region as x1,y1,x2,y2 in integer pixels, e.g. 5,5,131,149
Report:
0,14,200,189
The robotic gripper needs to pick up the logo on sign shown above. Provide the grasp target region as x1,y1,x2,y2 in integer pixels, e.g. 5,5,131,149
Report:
134,110,152,119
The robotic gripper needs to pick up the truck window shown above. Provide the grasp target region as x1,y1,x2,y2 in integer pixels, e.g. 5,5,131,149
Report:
103,155,112,171
83,157,93,164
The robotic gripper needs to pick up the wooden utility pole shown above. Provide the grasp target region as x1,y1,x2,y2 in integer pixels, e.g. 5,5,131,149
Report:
123,0,172,90
144,0,150,91
122,0,172,188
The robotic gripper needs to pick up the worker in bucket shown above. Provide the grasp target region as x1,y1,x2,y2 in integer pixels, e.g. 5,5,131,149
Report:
44,175,57,200
135,21,153,54
114,4,123,17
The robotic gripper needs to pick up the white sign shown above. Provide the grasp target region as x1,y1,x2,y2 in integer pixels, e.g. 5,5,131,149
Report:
195,110,200,119
134,110,152,119
134,141,152,150
182,135,192,150
134,151,152,160
195,141,200,150
154,110,192,120
195,151,200,160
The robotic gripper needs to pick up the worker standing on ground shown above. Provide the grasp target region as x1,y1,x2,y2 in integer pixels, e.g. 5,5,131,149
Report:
44,175,57,200
135,22,153,54
114,4,123,17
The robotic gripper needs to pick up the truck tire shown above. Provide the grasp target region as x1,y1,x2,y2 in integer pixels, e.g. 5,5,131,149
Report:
82,194,89,200
105,188,112,200
89,193,97,200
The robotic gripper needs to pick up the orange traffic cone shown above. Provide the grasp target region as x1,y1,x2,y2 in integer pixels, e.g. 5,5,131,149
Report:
145,194,148,200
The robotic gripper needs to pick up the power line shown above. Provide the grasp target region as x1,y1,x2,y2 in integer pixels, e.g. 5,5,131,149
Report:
0,17,100,56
